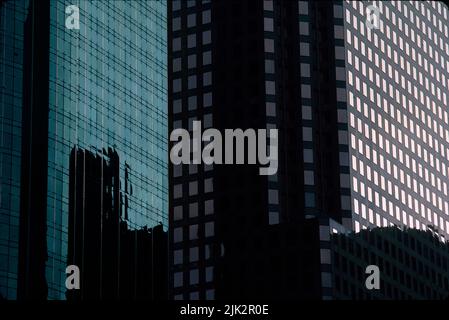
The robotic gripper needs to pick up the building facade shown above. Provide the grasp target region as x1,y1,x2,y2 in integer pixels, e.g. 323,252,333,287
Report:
169,0,215,300
0,0,168,300
343,1,449,236
169,0,310,300
305,216,449,299
169,0,449,300
303,0,449,299
331,226,449,299
0,0,30,300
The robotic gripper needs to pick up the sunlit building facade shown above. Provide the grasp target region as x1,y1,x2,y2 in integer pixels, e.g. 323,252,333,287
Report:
342,1,449,238
307,0,449,299
0,0,30,300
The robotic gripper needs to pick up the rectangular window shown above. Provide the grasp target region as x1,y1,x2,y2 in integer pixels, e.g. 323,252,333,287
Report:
174,227,183,243
264,39,274,53
266,102,276,117
188,34,196,48
203,92,212,107
203,51,212,65
264,17,274,32
190,269,199,285
173,17,181,31
189,202,198,218
173,58,182,72
189,181,198,196
189,247,199,262
173,99,182,114
173,205,183,221
173,37,181,51
187,14,196,28
265,60,275,74
188,75,197,90
205,222,214,237
203,72,212,86
204,178,213,193
299,21,309,35
300,63,310,77
189,225,198,240
202,10,211,24
300,42,310,56
304,170,314,185
174,249,183,265
188,96,197,110
174,184,183,199
265,81,276,95
303,149,314,163
202,30,211,45
268,189,279,204
188,54,197,69
205,199,214,215
269,211,279,225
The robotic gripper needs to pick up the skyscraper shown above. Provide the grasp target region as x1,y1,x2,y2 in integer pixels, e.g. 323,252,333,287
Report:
169,0,308,300
168,0,449,300
0,0,30,301
0,0,168,300
306,0,449,299
342,0,449,237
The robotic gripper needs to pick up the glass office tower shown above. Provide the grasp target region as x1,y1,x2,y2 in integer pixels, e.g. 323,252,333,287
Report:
0,0,30,300
0,0,167,300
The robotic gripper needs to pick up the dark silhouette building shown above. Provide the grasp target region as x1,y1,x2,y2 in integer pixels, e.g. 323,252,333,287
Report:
169,0,306,300
304,217,449,299
67,147,168,300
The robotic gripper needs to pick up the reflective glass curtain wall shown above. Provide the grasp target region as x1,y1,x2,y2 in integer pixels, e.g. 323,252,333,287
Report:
1,0,167,300
0,0,30,300
46,0,168,299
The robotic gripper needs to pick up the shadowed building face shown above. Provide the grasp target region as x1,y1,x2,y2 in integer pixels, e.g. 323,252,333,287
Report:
67,147,168,300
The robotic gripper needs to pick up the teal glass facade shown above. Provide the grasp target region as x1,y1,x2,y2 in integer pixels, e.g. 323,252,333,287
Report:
0,0,30,300
46,0,167,299
0,0,167,300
